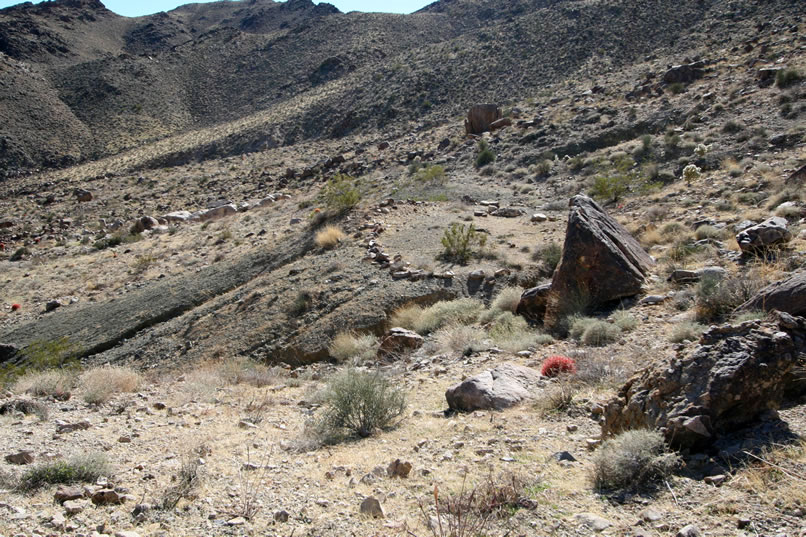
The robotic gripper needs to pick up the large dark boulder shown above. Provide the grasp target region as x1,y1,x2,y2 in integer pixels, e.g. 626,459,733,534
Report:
601,312,806,450
735,217,791,254
515,283,551,323
464,104,502,135
737,272,806,316
543,195,654,329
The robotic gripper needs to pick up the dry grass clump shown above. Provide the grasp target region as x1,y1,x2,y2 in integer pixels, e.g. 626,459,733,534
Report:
217,357,279,387
487,312,548,352
161,445,208,510
592,430,680,492
12,370,76,400
611,310,638,332
328,332,379,363
573,349,635,388
80,366,143,405
314,225,346,249
732,441,806,512
534,381,577,416
668,321,706,343
392,299,484,335
695,275,763,323
479,287,523,323
429,324,490,355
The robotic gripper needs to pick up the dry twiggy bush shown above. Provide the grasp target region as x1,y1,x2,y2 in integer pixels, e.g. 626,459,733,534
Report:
314,225,346,249
80,366,143,405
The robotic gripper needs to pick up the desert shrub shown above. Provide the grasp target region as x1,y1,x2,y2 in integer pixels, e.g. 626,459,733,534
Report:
723,120,745,134
415,299,485,335
682,163,702,185
316,368,406,440
694,225,723,241
314,225,346,249
535,160,552,177
532,242,562,273
667,82,685,94
479,287,523,323
415,164,446,183
217,357,278,387
93,235,123,250
0,399,49,421
590,173,631,203
10,247,30,261
12,370,75,401
475,140,496,168
488,312,541,352
775,204,802,219
612,311,638,332
320,173,361,213
569,317,621,346
733,310,767,323
18,453,110,492
695,276,761,323
288,290,314,317
540,356,577,377
80,366,142,405
328,332,378,363
1,337,82,389
776,68,803,89
592,430,680,492
389,303,424,330
534,381,577,416
440,223,487,264
668,322,705,343
160,446,206,510
574,350,634,388
430,324,490,355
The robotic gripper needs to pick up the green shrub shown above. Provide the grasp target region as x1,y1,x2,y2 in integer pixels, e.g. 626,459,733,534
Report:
722,120,745,134
19,453,110,492
414,164,446,183
592,430,680,492
535,160,552,177
414,299,484,335
612,311,638,332
776,68,803,89
320,173,361,213
479,287,523,323
1,337,82,389
93,235,123,250
667,82,685,95
569,316,621,346
10,247,30,261
695,276,761,323
316,369,406,440
488,312,542,352
532,242,562,273
475,140,496,168
289,291,314,317
440,223,487,264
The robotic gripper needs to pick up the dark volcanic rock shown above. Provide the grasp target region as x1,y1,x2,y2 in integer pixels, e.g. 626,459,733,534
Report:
735,217,791,254
737,272,806,316
543,195,654,329
464,104,502,135
601,312,806,450
516,283,551,324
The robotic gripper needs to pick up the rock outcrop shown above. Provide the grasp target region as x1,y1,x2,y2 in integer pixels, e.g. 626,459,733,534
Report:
601,312,806,450
543,195,654,329
445,363,543,411
377,328,424,359
464,104,502,135
735,217,791,254
737,272,806,316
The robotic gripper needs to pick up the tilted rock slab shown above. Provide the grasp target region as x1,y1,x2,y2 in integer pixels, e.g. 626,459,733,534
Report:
601,312,806,450
544,195,654,329
446,363,544,411
737,271,806,317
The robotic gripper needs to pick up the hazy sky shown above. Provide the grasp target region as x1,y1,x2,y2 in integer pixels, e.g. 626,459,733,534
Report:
0,0,433,17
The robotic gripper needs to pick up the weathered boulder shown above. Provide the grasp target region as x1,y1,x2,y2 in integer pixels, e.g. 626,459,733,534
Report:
130,216,159,234
446,363,543,411
737,272,806,317
491,207,524,218
74,189,93,202
667,266,727,284
735,217,791,254
193,204,238,223
162,211,193,223
464,104,502,135
662,61,705,84
377,328,423,359
490,117,512,131
5,451,34,465
601,312,806,449
543,195,654,329
516,283,551,323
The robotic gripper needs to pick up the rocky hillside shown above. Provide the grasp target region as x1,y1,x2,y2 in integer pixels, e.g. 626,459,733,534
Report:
2,0,803,178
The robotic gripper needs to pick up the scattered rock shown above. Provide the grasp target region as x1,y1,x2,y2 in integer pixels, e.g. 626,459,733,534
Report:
602,312,806,449
387,459,412,478
377,328,424,359
162,211,193,223
575,512,613,532
491,207,524,218
531,213,548,222
639,295,666,305
668,266,727,284
195,204,238,223
54,486,85,504
489,117,512,130
662,61,705,84
360,496,385,518
544,195,654,329
445,363,543,411
63,499,89,515
56,420,91,434
74,189,93,202
45,300,61,312
91,489,125,505
735,217,791,254
115,531,141,537
130,216,159,234
274,509,290,522
5,451,34,465
553,451,577,462
468,270,486,281
737,271,806,316
676,524,702,537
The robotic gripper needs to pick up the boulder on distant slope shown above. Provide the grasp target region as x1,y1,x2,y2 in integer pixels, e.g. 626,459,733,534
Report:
543,195,654,329
662,61,706,84
601,312,806,450
737,272,806,316
446,363,543,411
464,104,502,135
735,217,791,254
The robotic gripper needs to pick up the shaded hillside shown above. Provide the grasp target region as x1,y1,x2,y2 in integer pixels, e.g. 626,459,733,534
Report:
0,0,803,179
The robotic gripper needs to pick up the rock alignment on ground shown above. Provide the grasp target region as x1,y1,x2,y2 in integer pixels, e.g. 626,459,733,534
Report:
445,363,544,411
601,311,806,450
737,271,806,316
539,195,654,329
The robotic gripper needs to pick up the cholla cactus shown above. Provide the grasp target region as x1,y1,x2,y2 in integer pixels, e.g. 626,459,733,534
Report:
694,144,709,158
682,164,702,185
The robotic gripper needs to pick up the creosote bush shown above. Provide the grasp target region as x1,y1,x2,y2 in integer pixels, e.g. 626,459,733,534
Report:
320,173,361,214
592,430,680,492
440,223,487,264
569,316,621,346
314,225,346,249
314,368,406,441
18,453,110,492
475,139,496,168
